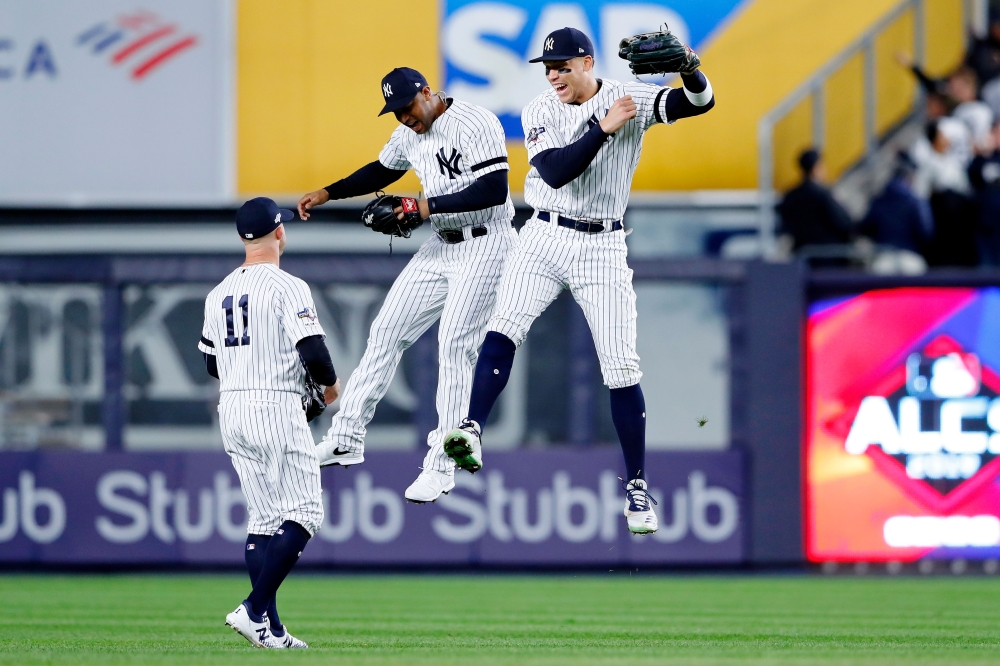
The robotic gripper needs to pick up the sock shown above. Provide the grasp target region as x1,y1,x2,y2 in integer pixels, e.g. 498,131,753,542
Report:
610,383,646,481
467,332,516,428
245,534,283,634
246,521,311,619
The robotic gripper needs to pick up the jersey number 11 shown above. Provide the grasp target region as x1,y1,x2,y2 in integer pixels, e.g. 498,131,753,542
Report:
223,295,250,347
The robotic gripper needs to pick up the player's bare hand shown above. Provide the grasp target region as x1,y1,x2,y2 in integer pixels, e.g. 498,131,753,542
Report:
324,378,341,405
600,96,637,135
298,189,330,220
392,199,430,220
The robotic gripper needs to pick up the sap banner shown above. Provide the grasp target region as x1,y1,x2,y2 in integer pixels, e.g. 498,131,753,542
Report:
443,0,742,139
0,451,744,565
0,1,232,206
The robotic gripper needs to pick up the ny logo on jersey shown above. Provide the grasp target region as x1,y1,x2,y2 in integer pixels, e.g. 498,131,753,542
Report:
383,82,392,97
436,147,463,180
544,37,554,51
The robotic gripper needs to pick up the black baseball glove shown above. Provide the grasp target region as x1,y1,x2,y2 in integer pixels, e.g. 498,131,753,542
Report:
362,192,425,238
618,26,701,76
301,373,326,423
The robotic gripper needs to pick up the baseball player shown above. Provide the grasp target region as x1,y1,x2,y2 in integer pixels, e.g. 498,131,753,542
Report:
200,197,340,649
297,67,516,503
442,27,715,535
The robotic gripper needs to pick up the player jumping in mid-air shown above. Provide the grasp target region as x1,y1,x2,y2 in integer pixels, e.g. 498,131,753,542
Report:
442,27,715,534
200,197,340,649
297,67,516,503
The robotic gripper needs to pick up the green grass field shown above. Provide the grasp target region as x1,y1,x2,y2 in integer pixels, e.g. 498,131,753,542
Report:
1,573,998,665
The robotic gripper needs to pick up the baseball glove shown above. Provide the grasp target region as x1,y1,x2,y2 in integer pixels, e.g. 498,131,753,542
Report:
301,373,326,423
618,26,701,76
362,192,425,238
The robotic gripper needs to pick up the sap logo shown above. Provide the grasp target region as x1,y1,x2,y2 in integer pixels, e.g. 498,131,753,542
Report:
317,472,405,544
76,10,198,81
0,39,57,80
442,1,688,135
0,472,67,544
95,471,247,544
430,470,738,545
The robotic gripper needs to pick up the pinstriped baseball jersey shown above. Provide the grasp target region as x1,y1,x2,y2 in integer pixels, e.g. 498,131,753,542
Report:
199,263,325,394
522,79,669,220
200,262,326,537
378,98,514,231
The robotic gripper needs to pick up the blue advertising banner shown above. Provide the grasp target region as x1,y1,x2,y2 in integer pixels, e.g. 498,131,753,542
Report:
442,0,744,138
0,450,744,565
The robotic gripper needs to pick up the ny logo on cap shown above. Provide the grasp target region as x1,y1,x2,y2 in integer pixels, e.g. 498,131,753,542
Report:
383,82,392,97
545,37,554,50
274,213,281,223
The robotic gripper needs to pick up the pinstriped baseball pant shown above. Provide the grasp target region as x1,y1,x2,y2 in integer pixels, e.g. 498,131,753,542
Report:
219,390,324,536
324,220,517,472
489,217,642,389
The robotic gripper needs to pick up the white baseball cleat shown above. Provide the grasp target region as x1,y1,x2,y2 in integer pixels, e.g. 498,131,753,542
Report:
316,437,364,468
272,626,308,649
623,478,658,535
442,419,483,473
225,601,285,649
404,468,456,503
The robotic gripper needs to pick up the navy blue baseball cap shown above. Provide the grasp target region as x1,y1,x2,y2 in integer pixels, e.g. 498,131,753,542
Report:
528,27,594,63
379,67,429,116
236,197,294,240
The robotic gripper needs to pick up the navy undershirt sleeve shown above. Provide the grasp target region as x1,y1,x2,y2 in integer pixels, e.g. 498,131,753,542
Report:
427,170,508,214
202,353,218,379
662,71,715,123
324,161,406,200
530,123,609,189
295,335,337,386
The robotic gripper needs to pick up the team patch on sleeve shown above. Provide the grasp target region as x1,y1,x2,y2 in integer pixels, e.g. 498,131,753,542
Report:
297,307,318,324
526,127,547,145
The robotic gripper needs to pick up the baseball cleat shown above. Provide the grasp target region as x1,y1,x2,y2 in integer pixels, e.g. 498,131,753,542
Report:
225,601,285,649
316,437,364,468
443,419,483,473
405,468,456,503
623,478,658,535
271,626,308,649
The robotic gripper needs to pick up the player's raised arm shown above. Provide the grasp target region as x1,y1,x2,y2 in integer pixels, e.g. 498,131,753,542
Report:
619,27,715,126
298,161,407,219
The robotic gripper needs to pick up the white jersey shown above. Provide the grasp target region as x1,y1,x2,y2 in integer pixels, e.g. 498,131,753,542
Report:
199,263,325,393
379,98,514,231
522,79,670,220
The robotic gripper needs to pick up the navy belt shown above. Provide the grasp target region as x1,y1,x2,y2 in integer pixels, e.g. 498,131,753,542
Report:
537,211,623,233
438,226,488,244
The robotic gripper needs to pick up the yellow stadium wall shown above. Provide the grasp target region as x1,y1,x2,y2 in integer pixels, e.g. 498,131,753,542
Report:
236,0,967,195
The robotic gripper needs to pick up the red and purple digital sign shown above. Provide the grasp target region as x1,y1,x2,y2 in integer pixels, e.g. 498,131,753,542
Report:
807,287,1000,562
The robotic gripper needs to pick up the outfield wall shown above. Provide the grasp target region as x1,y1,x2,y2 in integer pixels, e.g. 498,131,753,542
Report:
0,451,744,566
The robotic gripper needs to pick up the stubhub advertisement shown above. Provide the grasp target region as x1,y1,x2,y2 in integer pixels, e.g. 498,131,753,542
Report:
807,288,1000,562
442,0,743,138
0,450,743,565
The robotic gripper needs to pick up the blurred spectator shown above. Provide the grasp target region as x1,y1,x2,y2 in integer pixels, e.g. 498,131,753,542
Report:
859,152,931,274
968,121,1000,265
897,52,977,165
776,149,852,253
913,121,977,266
966,11,1000,88
948,67,993,150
